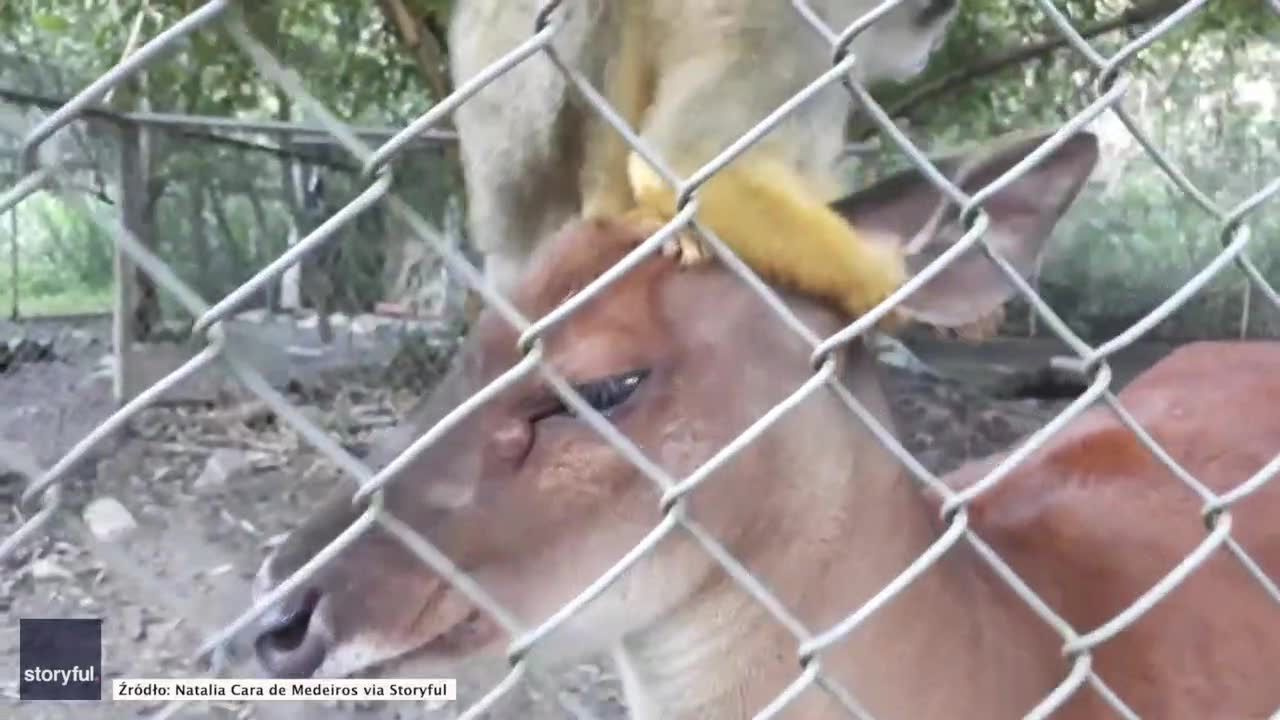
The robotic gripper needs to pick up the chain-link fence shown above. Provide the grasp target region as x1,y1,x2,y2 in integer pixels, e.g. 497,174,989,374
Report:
0,107,464,323
3,0,1279,718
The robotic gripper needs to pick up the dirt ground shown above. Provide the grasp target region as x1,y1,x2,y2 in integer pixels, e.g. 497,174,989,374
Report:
0,315,1181,720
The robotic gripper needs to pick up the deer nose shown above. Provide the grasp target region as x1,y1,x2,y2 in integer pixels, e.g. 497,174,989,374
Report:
253,587,328,678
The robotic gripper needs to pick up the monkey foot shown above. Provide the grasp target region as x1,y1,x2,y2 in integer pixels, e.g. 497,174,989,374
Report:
616,207,713,268
661,229,714,268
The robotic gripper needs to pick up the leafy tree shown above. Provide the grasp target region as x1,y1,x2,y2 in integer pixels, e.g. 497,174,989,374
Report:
2,0,1276,340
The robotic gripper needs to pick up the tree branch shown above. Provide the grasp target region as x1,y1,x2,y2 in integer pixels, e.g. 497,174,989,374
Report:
853,0,1184,140
377,0,452,103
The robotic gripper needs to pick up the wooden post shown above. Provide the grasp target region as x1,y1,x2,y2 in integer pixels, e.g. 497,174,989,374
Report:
1239,280,1252,340
113,121,143,404
8,204,16,320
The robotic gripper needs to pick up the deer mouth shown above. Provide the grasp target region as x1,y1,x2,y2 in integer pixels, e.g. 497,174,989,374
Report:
395,587,501,668
348,604,499,681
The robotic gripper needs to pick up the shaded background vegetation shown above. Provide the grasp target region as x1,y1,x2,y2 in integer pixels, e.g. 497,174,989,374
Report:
1,0,1277,342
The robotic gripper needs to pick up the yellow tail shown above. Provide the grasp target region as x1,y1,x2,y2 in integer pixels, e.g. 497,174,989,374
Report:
627,152,906,321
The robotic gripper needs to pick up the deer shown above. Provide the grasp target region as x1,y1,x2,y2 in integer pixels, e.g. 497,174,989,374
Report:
248,131,1280,719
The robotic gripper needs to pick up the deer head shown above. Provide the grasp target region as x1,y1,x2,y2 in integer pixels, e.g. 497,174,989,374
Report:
249,131,1099,687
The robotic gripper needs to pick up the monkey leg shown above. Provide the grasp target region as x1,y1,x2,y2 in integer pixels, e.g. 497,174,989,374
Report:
627,151,908,325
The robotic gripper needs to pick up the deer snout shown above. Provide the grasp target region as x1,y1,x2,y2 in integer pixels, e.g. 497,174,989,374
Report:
251,559,330,678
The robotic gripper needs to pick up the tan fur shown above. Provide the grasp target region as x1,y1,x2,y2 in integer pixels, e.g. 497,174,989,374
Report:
448,0,957,293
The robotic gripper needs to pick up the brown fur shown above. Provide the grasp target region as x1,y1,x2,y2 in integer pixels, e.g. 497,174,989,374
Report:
243,132,1276,718
253,215,1279,718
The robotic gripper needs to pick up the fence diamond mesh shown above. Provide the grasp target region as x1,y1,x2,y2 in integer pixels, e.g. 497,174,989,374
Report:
3,1,1279,719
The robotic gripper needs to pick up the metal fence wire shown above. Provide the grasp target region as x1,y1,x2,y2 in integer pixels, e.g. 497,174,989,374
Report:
4,0,1280,718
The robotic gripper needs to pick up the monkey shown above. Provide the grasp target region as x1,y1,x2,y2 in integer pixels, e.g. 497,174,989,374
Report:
448,0,958,323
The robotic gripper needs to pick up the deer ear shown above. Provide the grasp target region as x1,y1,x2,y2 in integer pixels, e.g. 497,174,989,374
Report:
831,131,1099,328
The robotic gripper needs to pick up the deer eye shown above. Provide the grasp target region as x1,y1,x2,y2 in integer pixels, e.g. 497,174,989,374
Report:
531,369,650,422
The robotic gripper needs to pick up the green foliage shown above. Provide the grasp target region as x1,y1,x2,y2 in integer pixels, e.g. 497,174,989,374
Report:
2,1,432,118
1,0,454,320
1,0,1277,340
857,0,1280,341
3,194,115,315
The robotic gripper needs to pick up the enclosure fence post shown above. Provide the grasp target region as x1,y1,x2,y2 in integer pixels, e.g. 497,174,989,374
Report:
113,120,143,404
8,202,16,320
1239,280,1252,339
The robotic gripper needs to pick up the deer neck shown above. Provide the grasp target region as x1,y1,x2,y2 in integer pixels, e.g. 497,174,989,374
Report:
612,446,1066,720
